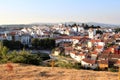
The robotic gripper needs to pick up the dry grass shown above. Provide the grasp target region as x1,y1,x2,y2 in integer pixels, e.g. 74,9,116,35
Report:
0,63,118,80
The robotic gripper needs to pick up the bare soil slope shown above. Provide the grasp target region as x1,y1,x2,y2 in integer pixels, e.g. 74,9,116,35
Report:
0,64,118,80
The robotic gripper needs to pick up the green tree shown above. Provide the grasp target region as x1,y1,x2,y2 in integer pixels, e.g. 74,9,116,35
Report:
3,40,23,50
96,30,103,34
32,38,55,49
81,23,85,27
31,38,40,49
0,42,9,63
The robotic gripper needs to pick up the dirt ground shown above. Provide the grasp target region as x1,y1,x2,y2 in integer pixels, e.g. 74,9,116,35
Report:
0,63,118,80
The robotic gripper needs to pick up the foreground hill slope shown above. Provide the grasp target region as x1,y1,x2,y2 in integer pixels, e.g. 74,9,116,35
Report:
0,64,118,80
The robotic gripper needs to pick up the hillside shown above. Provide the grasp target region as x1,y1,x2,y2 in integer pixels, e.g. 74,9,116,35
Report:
0,64,118,80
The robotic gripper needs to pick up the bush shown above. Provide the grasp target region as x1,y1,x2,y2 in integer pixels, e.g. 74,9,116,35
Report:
73,63,82,69
55,60,74,69
36,53,50,61
108,67,118,72
8,51,42,65
0,49,42,65
24,54,42,65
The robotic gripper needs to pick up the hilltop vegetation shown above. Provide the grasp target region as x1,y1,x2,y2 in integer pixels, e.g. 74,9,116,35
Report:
0,42,50,65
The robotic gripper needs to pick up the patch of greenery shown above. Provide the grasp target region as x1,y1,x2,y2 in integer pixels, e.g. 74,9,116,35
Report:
0,42,42,65
108,67,118,72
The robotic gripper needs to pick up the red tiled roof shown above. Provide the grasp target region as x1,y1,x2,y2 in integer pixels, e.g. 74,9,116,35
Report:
91,39,101,43
98,60,108,64
9,32,16,35
109,54,120,59
91,51,98,55
103,50,110,54
61,43,71,47
96,46,103,49
64,47,73,51
77,53,85,56
56,36,81,40
71,51,76,54
82,58,96,64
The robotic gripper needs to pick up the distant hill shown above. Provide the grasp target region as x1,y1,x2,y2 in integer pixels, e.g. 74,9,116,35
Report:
0,22,119,28
64,22,120,28
0,24,32,28
85,22,120,28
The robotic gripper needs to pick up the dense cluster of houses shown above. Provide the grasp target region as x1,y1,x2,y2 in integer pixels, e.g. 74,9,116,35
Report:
52,24,120,70
0,24,120,70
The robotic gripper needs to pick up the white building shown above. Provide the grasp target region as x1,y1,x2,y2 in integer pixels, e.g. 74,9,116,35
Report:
70,52,85,62
88,29,96,39
81,58,97,69
21,34,31,45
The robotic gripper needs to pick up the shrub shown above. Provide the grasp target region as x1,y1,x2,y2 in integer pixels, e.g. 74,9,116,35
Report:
24,54,42,65
37,53,50,61
0,48,42,65
55,60,74,69
73,63,82,69
108,67,118,72
8,51,42,65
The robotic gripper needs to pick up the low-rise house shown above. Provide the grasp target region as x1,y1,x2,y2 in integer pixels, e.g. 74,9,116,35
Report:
75,53,85,62
98,53,109,60
109,54,120,67
59,43,72,47
81,58,97,69
114,46,120,54
0,34,5,40
21,34,31,45
98,60,108,70
74,44,82,50
70,51,85,62
53,48,61,56
91,51,98,60
114,59,120,68
70,51,76,59
64,47,73,55
95,45,104,52
55,36,80,45
5,31,16,41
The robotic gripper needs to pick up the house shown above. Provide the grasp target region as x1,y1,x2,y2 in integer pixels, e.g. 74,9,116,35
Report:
64,47,73,55
98,53,109,60
0,34,5,40
114,46,120,54
70,51,85,62
81,58,97,69
55,36,80,45
53,48,61,56
59,43,72,47
14,34,21,41
98,60,108,70
74,44,82,50
21,34,31,45
88,28,96,39
109,54,120,67
95,45,104,52
91,51,98,60
114,59,120,68
75,53,85,62
88,41,92,48
70,51,76,59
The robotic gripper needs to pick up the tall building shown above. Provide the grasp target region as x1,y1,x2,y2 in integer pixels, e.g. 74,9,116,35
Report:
88,28,96,39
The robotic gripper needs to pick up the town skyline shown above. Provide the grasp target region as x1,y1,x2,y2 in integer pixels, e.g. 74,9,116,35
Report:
0,0,120,25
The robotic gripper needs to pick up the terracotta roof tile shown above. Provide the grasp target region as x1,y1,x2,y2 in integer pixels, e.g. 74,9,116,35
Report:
98,60,108,64
82,58,96,64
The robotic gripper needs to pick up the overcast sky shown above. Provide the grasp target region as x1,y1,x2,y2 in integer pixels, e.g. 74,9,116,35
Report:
0,0,120,24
